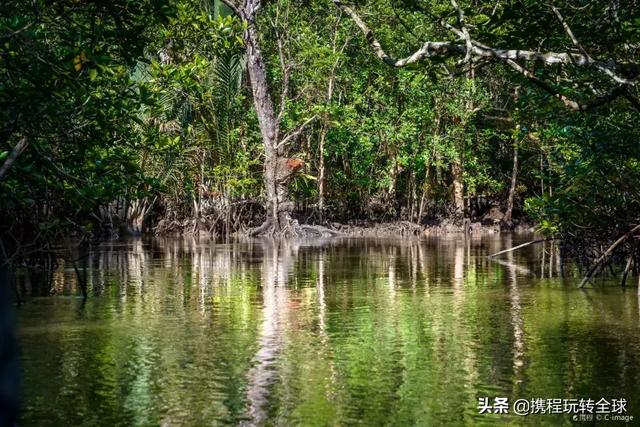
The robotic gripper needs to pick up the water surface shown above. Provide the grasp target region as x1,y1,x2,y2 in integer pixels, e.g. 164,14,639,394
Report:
17,235,640,425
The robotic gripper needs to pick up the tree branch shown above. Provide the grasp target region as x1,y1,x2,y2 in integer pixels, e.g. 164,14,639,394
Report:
550,3,635,86
218,0,242,18
624,92,640,111
450,0,472,65
504,59,630,111
0,21,36,40
331,1,639,78
0,137,29,182
332,0,639,111
550,3,588,56
274,10,291,125
277,116,318,149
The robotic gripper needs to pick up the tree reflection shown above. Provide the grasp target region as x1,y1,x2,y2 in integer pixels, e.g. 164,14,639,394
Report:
14,235,640,426
244,239,297,425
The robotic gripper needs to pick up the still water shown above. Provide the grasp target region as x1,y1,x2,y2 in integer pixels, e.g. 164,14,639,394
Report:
16,235,640,426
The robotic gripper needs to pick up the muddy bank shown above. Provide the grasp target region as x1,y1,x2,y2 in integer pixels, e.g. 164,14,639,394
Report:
328,219,535,238
147,198,536,238
151,216,536,238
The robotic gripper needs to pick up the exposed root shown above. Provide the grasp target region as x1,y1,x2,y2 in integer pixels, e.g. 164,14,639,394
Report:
332,220,424,237
248,218,273,237
300,224,343,238
578,223,640,288
156,214,525,240
243,209,345,239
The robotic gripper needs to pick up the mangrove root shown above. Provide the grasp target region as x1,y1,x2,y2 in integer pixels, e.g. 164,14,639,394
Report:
578,224,640,288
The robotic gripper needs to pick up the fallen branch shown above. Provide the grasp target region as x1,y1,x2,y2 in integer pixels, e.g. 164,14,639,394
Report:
579,224,640,288
487,238,553,258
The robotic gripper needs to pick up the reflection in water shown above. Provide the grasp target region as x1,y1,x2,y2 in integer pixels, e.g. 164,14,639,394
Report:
245,240,295,425
506,235,525,391
16,235,640,426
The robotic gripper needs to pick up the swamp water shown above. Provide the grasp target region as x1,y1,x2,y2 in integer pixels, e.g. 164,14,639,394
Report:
16,234,640,426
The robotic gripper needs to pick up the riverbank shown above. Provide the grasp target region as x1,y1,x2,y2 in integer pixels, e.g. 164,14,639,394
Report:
151,215,537,238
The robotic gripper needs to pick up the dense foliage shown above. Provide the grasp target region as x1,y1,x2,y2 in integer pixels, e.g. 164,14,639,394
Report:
1,0,639,268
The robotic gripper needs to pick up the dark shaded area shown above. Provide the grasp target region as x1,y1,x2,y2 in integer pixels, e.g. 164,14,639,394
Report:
0,257,19,427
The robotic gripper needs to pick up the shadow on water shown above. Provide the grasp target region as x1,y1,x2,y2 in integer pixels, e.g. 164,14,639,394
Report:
13,234,640,426
0,257,20,427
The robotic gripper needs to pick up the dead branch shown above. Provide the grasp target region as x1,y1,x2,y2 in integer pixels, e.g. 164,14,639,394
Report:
487,238,554,258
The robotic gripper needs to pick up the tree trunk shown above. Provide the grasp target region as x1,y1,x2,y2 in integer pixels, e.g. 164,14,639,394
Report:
243,0,293,233
318,125,326,215
408,169,416,221
318,29,341,219
127,200,147,235
417,167,430,224
503,143,518,225
126,197,155,235
387,155,399,209
451,161,464,218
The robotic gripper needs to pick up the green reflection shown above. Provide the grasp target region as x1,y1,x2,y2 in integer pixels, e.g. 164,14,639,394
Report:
17,236,640,426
